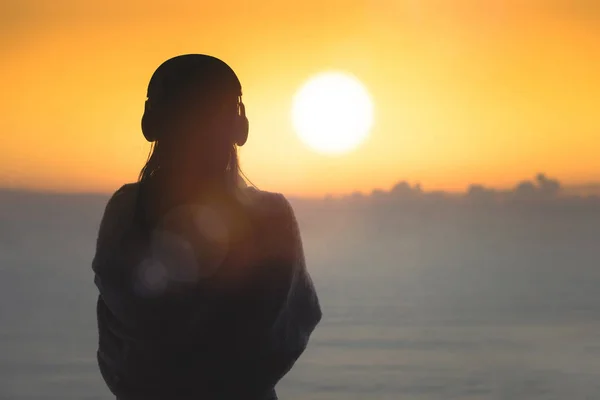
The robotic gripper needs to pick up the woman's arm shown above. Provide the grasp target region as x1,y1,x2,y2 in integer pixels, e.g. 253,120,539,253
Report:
224,193,322,394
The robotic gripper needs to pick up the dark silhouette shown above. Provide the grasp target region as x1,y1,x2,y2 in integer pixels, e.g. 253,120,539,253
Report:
91,54,322,400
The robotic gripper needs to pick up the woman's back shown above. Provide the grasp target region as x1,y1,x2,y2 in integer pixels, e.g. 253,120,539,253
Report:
93,182,321,399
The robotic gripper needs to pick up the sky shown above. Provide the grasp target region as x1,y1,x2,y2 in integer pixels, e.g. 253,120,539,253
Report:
1,0,599,197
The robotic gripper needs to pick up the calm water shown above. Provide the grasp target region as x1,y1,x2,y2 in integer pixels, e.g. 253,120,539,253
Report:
1,192,599,399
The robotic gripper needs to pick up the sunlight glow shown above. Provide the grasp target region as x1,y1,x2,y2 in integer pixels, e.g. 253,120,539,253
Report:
292,72,374,155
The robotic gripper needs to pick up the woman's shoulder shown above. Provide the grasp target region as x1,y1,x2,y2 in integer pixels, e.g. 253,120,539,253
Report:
103,183,140,217
93,183,142,270
241,187,295,219
241,187,300,249
110,182,140,201
98,183,141,234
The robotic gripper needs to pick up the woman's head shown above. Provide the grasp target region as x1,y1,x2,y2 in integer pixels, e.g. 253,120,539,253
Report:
139,54,249,186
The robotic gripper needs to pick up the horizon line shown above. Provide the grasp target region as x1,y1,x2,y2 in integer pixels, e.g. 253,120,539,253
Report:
1,175,599,199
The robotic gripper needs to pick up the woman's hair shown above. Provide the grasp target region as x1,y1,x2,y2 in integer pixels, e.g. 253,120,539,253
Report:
137,139,247,191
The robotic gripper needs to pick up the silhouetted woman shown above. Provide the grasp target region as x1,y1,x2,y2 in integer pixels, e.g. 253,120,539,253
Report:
92,54,322,400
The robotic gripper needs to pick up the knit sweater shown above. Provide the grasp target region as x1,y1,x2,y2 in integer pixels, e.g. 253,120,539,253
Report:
92,182,322,399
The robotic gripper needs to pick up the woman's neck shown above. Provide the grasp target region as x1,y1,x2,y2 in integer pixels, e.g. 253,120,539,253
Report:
159,166,229,198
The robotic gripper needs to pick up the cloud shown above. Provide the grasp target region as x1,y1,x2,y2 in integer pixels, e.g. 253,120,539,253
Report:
314,174,599,208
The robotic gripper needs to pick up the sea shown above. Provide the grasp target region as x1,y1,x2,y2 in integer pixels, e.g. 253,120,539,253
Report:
1,189,599,399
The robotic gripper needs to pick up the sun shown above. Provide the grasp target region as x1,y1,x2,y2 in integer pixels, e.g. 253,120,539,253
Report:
292,72,374,155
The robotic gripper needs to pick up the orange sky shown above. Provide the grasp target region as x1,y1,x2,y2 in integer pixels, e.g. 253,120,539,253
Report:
1,0,599,197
